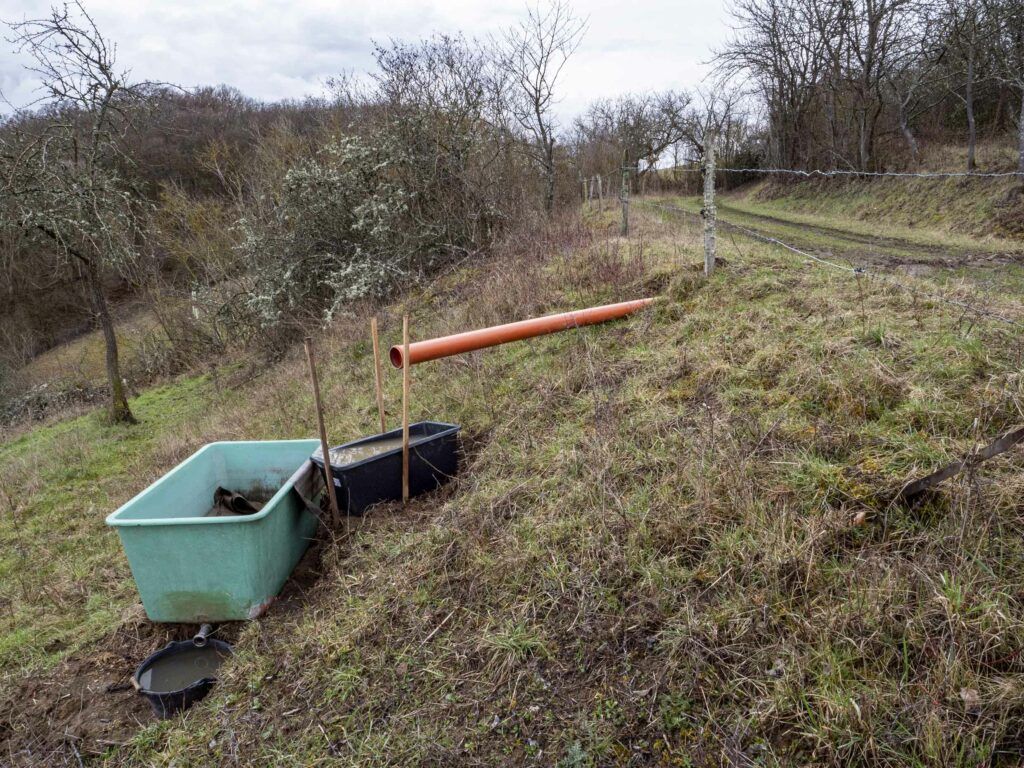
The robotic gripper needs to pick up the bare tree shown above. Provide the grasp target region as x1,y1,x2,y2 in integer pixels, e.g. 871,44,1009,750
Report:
942,0,991,171
0,3,154,423
498,1,585,214
883,3,948,166
841,0,921,170
809,0,852,169
719,0,972,172
573,91,692,181
716,0,832,169
983,0,1024,172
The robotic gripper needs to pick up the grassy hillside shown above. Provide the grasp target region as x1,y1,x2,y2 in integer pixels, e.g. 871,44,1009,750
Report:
14,311,163,391
701,138,1024,243
1,307,180,427
738,175,1024,242
2,206,1024,766
656,190,1024,321
0,375,217,673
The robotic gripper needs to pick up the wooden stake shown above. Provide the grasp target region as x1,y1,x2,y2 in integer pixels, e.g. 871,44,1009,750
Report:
897,424,1024,503
370,317,386,433
401,315,411,503
303,337,341,527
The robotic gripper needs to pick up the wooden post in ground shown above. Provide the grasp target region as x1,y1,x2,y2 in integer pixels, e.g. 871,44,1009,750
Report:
597,174,604,212
370,317,386,433
703,133,717,277
303,337,341,527
401,315,411,504
620,150,630,236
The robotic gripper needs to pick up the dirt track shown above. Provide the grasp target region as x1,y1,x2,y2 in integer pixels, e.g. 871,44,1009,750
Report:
714,202,1024,270
643,196,1024,271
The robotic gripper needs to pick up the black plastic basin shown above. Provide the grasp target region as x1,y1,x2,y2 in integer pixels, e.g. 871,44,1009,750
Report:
133,638,232,718
312,421,460,514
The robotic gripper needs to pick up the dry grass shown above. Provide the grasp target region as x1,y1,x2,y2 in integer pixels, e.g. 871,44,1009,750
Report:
3,204,1024,766
15,310,163,389
918,138,1023,175
736,173,1024,244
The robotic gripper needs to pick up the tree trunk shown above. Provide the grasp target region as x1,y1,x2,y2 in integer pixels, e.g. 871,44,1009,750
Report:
993,88,1007,131
826,86,839,170
966,55,977,172
543,142,556,215
899,106,919,166
85,261,135,424
1018,89,1024,173
858,108,871,170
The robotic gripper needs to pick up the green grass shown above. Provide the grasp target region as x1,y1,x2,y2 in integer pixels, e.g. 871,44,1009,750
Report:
3,207,1024,766
0,375,222,675
651,190,1024,323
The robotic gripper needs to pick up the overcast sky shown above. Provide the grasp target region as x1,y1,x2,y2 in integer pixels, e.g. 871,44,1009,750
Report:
0,0,728,123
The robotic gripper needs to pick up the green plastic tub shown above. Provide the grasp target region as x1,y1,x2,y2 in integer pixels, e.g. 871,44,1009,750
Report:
106,440,321,623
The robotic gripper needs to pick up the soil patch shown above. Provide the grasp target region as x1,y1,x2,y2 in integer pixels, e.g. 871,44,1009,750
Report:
0,531,331,766
0,613,180,766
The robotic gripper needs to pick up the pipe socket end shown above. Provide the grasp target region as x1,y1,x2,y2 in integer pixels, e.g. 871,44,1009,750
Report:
389,346,404,368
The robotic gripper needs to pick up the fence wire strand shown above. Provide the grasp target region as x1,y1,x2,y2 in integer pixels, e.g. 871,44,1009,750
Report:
668,166,1024,179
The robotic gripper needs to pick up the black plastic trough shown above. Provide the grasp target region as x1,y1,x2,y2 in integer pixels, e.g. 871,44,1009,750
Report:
312,421,460,514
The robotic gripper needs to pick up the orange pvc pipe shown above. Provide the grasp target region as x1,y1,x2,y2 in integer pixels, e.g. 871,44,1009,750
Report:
389,297,655,368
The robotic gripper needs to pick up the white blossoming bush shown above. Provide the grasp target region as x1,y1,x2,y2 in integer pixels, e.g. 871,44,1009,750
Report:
236,134,426,333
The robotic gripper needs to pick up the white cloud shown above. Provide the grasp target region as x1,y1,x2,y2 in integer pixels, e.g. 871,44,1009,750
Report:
0,0,727,120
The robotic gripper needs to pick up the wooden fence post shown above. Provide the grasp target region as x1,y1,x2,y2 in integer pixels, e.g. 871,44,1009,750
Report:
620,150,630,236
703,134,716,277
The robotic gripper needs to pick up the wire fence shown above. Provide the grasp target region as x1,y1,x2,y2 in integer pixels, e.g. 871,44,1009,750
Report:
668,166,1024,180
633,197,1024,331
